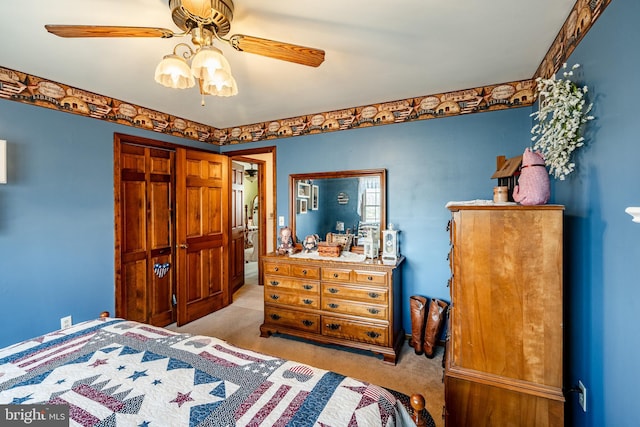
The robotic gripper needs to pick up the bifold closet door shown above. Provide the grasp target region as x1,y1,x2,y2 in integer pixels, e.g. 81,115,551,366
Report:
116,143,175,326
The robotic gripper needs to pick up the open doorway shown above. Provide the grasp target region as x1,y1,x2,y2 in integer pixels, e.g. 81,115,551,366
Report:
225,146,276,289
235,160,259,285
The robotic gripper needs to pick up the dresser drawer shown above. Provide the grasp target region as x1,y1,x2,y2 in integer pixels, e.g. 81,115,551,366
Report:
264,306,320,333
264,289,319,309
265,275,319,293
322,316,388,346
354,270,387,285
290,264,320,280
263,261,291,276
323,297,387,320
322,283,388,304
322,267,352,282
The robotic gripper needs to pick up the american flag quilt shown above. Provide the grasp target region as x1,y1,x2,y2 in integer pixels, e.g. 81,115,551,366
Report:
0,318,424,426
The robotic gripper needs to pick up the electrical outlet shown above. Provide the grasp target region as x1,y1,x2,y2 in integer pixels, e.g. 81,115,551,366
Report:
578,380,587,412
278,216,285,226
60,315,72,329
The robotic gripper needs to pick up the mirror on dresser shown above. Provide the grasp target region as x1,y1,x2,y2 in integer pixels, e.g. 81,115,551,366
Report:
289,169,386,250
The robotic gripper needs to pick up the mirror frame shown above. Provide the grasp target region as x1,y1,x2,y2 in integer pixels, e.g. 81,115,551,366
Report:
289,169,386,249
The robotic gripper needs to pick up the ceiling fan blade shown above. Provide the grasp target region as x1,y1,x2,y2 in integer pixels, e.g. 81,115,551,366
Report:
45,25,176,39
229,34,325,67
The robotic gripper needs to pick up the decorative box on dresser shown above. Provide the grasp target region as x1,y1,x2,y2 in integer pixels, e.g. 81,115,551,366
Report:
444,204,564,426
260,253,405,364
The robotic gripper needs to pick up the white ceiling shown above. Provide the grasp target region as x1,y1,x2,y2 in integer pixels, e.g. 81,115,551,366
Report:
0,0,576,130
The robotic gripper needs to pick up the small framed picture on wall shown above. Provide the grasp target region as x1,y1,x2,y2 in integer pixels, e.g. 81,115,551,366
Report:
298,198,308,214
311,185,319,210
298,182,311,198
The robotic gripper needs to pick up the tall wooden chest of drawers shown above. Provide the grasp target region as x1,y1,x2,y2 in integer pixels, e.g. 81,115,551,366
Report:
260,253,405,364
444,204,564,426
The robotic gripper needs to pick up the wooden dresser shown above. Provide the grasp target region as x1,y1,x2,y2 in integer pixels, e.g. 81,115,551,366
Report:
444,204,564,426
260,253,405,364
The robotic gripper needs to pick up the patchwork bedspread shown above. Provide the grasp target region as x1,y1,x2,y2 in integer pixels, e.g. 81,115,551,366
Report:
0,318,419,426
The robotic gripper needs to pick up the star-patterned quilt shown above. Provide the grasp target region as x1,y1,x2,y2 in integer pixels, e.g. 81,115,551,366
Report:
0,318,427,426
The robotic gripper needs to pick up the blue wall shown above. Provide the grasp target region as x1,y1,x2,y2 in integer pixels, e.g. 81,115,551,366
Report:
550,0,640,425
0,102,217,347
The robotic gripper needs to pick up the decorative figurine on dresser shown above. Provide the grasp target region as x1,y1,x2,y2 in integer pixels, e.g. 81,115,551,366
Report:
276,226,295,255
261,168,405,364
444,202,565,426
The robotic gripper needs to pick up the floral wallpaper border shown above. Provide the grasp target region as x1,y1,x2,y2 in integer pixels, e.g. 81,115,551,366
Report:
0,0,610,146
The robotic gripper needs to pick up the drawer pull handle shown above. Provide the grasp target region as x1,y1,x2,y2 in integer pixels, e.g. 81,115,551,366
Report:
270,313,281,320
328,303,339,309
302,269,308,275
303,299,313,305
367,276,373,281
328,288,339,294
366,331,380,339
274,267,279,272
326,323,341,330
302,284,313,290
270,294,279,300
368,292,380,299
368,308,380,314
302,320,314,327
270,280,279,286
333,273,339,278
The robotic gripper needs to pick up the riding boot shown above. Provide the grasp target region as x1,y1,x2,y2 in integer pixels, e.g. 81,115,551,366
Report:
423,298,448,358
409,295,427,355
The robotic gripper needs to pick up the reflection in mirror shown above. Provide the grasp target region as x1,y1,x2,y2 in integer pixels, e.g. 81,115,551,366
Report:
289,169,386,250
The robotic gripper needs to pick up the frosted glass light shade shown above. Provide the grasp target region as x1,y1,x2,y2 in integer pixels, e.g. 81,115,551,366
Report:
154,54,195,89
191,46,232,81
201,69,238,97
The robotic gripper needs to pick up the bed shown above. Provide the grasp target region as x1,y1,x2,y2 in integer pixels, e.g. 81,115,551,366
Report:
0,316,433,426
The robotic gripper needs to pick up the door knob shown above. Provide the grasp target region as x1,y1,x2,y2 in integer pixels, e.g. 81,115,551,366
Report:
179,244,189,249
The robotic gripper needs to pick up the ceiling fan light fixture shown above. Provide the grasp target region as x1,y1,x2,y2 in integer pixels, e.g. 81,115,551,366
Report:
190,45,231,80
201,69,237,96
245,164,258,182
180,0,214,20
154,54,195,89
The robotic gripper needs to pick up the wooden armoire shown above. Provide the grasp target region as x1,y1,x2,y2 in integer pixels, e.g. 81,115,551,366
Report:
444,204,564,426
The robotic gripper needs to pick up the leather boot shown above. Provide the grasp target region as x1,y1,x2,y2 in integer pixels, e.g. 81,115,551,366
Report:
423,298,448,358
409,296,427,355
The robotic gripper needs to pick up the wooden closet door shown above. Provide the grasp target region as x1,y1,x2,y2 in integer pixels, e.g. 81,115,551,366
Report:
176,149,230,325
116,143,175,326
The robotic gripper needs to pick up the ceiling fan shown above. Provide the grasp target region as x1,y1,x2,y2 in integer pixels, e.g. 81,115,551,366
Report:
45,0,325,98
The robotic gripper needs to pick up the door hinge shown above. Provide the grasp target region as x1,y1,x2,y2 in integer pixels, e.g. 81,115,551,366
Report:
172,294,177,306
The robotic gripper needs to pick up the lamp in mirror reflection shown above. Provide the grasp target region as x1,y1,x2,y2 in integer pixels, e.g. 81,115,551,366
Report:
625,207,640,223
